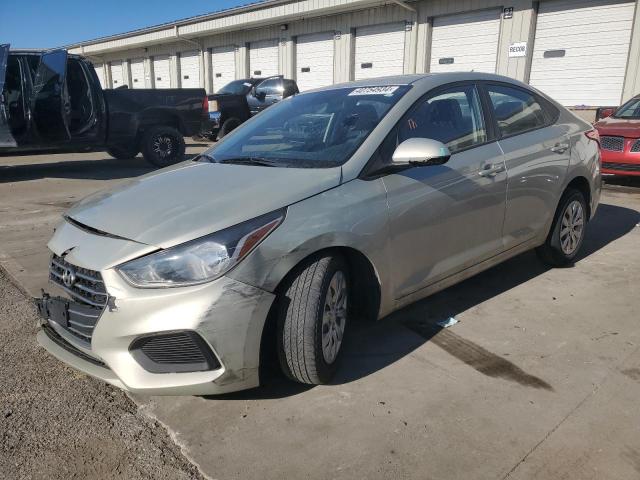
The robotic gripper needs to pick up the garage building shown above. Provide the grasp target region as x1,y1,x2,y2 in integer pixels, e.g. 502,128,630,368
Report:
68,0,640,113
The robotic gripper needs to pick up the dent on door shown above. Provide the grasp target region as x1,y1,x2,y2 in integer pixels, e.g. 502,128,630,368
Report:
0,44,17,147
383,142,507,299
30,49,71,142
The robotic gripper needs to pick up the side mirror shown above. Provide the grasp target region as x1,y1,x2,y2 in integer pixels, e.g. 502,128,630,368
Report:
595,107,615,121
253,87,266,100
392,138,451,167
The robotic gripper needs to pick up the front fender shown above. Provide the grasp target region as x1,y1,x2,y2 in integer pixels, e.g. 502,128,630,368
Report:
226,178,395,318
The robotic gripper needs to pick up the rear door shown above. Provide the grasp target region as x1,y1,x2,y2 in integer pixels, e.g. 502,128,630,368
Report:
0,44,17,147
30,49,70,142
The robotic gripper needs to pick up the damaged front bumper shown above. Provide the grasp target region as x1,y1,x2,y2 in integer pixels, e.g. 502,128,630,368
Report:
36,220,275,396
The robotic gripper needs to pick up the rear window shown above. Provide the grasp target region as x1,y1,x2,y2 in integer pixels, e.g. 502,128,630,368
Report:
487,84,550,137
614,97,640,119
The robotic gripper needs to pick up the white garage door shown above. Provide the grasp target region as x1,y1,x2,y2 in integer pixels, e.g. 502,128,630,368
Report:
296,32,334,91
355,23,406,80
430,9,501,73
180,51,201,88
93,64,106,89
212,46,236,93
153,55,171,88
130,58,146,89
110,61,125,88
249,40,279,77
530,0,635,106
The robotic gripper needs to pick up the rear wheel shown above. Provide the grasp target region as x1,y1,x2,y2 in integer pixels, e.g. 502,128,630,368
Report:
536,188,587,266
217,118,242,140
141,126,186,168
106,144,139,160
277,254,349,385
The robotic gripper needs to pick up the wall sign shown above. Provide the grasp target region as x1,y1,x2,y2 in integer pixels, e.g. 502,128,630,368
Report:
503,7,514,19
508,42,527,57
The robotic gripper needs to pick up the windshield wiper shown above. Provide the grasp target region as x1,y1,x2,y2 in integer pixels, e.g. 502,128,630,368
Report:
193,152,216,163
217,157,280,167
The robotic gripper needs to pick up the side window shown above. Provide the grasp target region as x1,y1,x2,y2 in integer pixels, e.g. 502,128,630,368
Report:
398,84,487,154
487,84,548,137
256,78,283,96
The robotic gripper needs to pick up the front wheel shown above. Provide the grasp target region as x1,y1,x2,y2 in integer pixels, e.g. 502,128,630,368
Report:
140,126,186,168
536,188,588,266
277,254,350,385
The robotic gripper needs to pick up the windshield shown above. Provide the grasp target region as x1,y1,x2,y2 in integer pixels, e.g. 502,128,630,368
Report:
217,80,255,95
205,85,410,168
614,97,640,118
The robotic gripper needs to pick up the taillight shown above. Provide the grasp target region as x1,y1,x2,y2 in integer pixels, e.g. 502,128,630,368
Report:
202,96,208,115
585,129,600,144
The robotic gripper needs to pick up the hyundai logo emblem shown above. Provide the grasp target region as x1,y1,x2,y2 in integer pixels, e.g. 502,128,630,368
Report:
61,267,77,288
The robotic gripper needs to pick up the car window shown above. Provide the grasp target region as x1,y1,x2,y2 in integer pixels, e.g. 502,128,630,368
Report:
256,78,283,96
218,80,254,95
613,97,640,118
487,84,548,137
398,84,487,154
206,85,411,168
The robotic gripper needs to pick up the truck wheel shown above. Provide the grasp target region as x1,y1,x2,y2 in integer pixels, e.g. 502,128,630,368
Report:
277,254,350,385
141,126,186,168
217,118,242,140
106,144,139,160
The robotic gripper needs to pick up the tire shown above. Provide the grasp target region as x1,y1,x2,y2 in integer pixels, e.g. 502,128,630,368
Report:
216,118,242,140
106,144,139,160
140,126,186,168
277,254,350,385
536,188,588,267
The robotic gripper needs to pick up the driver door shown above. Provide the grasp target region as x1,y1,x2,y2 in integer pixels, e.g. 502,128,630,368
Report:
381,83,507,299
0,44,17,147
30,49,71,144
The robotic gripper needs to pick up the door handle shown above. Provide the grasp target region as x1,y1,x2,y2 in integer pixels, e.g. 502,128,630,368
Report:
478,163,505,177
551,143,569,154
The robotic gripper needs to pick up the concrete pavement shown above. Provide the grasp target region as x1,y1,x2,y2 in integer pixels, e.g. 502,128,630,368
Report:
1,149,639,479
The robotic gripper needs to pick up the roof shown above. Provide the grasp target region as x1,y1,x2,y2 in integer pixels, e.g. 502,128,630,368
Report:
63,0,280,49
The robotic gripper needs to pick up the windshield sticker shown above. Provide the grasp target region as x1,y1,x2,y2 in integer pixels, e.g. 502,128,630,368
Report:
243,82,253,87
348,86,400,96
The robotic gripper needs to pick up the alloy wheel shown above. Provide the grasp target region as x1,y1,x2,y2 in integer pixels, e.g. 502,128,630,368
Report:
321,271,348,364
560,200,584,255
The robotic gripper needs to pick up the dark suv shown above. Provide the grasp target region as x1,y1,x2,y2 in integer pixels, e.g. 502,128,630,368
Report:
203,76,298,140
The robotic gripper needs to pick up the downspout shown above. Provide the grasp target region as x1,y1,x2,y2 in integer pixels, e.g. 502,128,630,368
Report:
174,25,202,49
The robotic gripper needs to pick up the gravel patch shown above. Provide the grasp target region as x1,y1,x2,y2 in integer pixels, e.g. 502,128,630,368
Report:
0,269,205,480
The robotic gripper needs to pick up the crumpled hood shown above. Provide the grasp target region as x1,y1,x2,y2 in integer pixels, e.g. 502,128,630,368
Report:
67,161,342,248
595,116,640,137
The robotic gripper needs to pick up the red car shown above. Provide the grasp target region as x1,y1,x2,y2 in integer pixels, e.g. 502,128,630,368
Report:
594,95,640,176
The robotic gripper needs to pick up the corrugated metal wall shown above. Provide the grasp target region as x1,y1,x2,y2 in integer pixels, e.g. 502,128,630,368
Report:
74,0,640,107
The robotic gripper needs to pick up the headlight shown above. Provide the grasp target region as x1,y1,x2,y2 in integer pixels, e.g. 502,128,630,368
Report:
117,209,285,288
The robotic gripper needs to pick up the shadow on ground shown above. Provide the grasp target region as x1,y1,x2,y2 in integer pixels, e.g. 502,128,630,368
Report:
211,202,639,400
0,153,201,183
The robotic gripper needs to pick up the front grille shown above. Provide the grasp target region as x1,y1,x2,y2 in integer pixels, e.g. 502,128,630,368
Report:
631,139,640,153
600,136,624,152
42,324,108,368
602,162,640,172
49,255,107,341
129,331,220,373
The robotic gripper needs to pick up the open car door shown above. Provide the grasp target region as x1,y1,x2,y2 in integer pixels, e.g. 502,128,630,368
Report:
0,44,17,147
30,49,70,142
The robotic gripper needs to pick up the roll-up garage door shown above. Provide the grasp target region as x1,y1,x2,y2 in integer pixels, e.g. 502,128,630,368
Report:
180,51,201,88
130,58,146,89
430,9,501,73
110,61,125,88
212,46,236,93
93,64,106,89
355,23,406,80
529,0,635,106
296,32,334,91
153,55,171,88
249,40,279,77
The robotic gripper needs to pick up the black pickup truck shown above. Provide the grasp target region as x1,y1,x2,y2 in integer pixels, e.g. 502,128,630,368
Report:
0,45,207,167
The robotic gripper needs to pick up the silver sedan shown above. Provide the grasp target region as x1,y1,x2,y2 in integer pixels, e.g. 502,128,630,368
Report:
36,72,601,395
